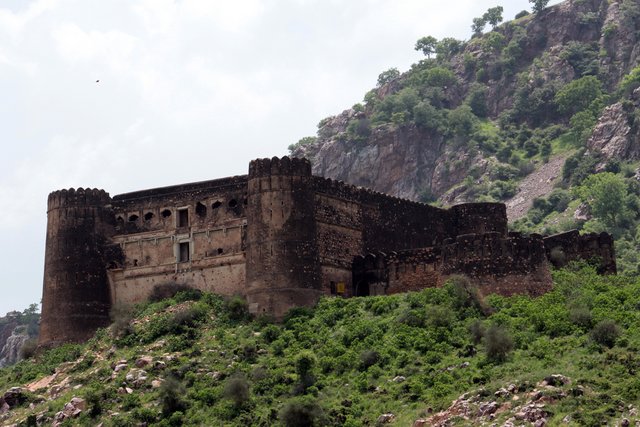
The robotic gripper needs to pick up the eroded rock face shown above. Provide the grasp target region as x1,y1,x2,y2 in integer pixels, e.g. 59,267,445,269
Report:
293,0,640,203
588,89,640,163
0,330,29,368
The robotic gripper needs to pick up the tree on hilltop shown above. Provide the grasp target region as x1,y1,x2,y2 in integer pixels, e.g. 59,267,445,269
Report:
530,0,550,13
415,36,438,58
484,6,504,28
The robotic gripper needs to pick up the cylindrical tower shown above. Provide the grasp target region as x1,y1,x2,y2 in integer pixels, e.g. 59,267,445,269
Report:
39,188,114,347
245,156,322,318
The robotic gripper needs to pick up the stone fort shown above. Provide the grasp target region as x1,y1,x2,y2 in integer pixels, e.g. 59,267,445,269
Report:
39,156,616,347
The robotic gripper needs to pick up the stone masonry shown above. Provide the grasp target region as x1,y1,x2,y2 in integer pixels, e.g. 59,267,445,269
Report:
39,156,616,346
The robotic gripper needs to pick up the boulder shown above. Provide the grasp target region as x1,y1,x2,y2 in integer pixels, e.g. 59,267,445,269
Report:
377,413,395,424
135,356,153,368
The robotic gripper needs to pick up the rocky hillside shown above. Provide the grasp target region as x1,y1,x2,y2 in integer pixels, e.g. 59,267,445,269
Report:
1,267,640,426
0,307,39,368
291,0,640,206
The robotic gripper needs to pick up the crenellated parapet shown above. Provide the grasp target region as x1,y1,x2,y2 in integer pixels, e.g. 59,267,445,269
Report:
248,156,311,179
544,230,616,274
47,188,111,210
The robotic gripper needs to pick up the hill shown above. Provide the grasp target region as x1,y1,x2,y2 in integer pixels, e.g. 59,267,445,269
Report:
290,0,640,273
1,265,639,426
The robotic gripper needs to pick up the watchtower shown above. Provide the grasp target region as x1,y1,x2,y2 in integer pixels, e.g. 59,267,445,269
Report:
39,188,114,346
245,157,322,318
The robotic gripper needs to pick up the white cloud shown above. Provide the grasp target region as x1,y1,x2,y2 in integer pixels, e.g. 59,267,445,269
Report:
52,23,139,73
0,0,565,315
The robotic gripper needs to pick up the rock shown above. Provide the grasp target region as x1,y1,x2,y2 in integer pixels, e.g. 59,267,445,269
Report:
125,369,148,388
542,374,569,387
153,360,166,370
377,413,395,423
151,380,163,389
413,420,427,427
495,388,510,398
0,329,29,368
621,418,630,427
534,419,547,427
460,361,470,368
392,376,406,383
114,363,127,372
135,356,153,368
70,397,86,411
3,387,26,407
479,401,498,416
507,384,517,393
0,400,9,414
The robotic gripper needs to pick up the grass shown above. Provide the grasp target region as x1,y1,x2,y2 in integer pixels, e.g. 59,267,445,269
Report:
1,266,640,425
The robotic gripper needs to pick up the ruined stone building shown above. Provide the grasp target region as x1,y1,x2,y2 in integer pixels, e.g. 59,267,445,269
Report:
39,157,616,347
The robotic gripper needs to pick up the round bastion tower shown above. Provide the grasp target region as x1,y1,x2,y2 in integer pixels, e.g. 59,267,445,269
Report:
39,188,114,347
245,157,322,318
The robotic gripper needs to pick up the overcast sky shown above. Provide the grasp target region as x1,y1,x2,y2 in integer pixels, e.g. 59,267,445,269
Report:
0,0,562,316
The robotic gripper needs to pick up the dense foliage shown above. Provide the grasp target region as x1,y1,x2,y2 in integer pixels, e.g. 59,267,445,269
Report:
2,267,640,425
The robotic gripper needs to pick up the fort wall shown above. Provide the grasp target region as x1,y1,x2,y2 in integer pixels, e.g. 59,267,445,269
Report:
543,230,616,274
353,232,552,298
107,176,249,305
38,156,615,347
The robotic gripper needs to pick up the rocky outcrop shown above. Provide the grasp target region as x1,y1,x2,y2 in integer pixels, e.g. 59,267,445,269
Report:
293,0,640,205
298,122,487,201
0,329,29,368
587,88,640,163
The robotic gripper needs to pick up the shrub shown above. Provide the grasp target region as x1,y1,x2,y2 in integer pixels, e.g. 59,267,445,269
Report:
226,295,250,322
159,376,187,416
590,319,620,348
109,303,134,338
223,374,251,407
279,396,324,427
149,282,192,302
570,306,593,329
359,349,380,370
485,325,513,363
19,339,38,360
468,320,485,344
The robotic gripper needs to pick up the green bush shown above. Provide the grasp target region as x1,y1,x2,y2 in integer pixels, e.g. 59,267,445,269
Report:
591,319,620,348
159,376,188,416
279,396,324,427
223,374,251,407
485,325,513,363
226,295,250,322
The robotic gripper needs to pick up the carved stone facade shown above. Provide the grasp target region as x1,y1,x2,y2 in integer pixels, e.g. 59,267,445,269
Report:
39,157,616,346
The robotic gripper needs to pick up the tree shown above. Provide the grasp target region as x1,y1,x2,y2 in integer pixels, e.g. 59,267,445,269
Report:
472,17,487,37
576,172,629,228
484,6,504,28
436,38,463,61
377,68,400,87
554,75,603,116
530,0,550,13
415,36,438,57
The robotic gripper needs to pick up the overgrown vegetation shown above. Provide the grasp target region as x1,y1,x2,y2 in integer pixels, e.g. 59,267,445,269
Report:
2,267,640,425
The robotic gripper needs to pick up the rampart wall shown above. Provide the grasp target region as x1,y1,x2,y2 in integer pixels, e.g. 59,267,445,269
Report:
543,230,616,274
353,232,552,298
38,156,615,347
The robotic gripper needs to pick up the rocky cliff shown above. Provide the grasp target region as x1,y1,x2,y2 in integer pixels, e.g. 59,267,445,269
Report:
292,0,640,206
0,309,39,368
